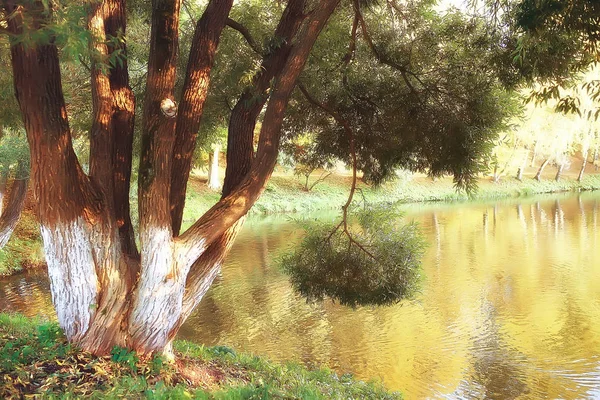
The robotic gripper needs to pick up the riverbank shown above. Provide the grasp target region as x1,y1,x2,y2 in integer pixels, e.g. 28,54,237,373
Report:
179,172,600,228
0,313,399,399
2,171,600,276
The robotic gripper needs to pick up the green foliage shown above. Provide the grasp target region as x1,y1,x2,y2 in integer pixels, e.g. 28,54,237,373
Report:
501,0,600,114
281,207,426,307
0,129,29,178
285,4,521,192
111,345,140,372
280,133,336,190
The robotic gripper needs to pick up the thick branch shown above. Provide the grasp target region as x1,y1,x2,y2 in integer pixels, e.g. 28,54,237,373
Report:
87,0,137,257
225,18,263,55
89,1,116,210
222,0,308,197
4,0,101,223
177,0,342,272
138,0,181,231
170,0,233,236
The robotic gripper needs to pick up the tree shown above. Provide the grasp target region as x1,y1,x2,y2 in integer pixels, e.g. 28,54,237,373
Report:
1,0,341,355
280,133,335,192
0,0,518,356
0,130,29,248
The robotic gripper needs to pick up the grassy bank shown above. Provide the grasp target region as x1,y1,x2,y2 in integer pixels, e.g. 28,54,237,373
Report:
179,172,600,228
0,313,399,399
2,171,600,275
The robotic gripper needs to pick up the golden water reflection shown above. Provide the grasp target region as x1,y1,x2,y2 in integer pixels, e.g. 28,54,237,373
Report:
2,193,600,399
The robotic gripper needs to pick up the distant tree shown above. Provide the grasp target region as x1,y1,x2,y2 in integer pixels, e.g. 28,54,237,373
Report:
0,130,29,248
281,134,335,192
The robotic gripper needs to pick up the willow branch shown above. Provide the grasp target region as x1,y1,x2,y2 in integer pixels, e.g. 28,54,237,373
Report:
297,83,379,263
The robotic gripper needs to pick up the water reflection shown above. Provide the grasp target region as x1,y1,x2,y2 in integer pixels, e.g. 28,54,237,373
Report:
2,194,600,399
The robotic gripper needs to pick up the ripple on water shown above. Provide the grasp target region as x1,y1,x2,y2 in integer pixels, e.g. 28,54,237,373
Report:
2,194,600,400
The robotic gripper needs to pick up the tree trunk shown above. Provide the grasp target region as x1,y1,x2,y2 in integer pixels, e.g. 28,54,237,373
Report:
530,142,538,167
0,175,28,249
578,147,588,182
516,149,529,181
4,0,341,356
207,144,221,190
555,163,564,181
169,0,233,235
221,0,307,197
534,158,550,181
593,147,598,171
5,0,133,354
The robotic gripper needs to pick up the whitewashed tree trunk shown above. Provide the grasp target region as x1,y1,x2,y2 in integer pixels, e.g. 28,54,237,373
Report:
207,143,221,190
5,0,341,357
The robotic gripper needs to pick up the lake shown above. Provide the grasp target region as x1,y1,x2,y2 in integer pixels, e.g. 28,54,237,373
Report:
2,192,600,399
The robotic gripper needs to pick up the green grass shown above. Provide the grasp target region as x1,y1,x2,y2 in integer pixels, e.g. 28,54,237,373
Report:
0,313,400,399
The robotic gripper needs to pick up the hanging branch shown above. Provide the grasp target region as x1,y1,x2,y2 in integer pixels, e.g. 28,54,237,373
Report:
296,82,378,262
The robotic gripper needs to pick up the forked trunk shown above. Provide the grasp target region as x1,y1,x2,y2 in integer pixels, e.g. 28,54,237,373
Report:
4,0,341,356
534,158,549,181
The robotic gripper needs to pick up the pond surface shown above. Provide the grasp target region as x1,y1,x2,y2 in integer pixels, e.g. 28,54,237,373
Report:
2,193,600,399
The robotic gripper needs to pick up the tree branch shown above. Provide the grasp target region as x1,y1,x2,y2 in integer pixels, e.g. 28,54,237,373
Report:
297,82,379,263
177,0,342,273
170,0,234,236
225,18,263,56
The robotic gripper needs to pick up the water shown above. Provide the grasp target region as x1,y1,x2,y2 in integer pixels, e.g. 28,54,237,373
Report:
2,193,600,399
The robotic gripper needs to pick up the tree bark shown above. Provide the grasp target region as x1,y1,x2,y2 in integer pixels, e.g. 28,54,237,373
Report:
534,158,550,181
170,0,233,235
